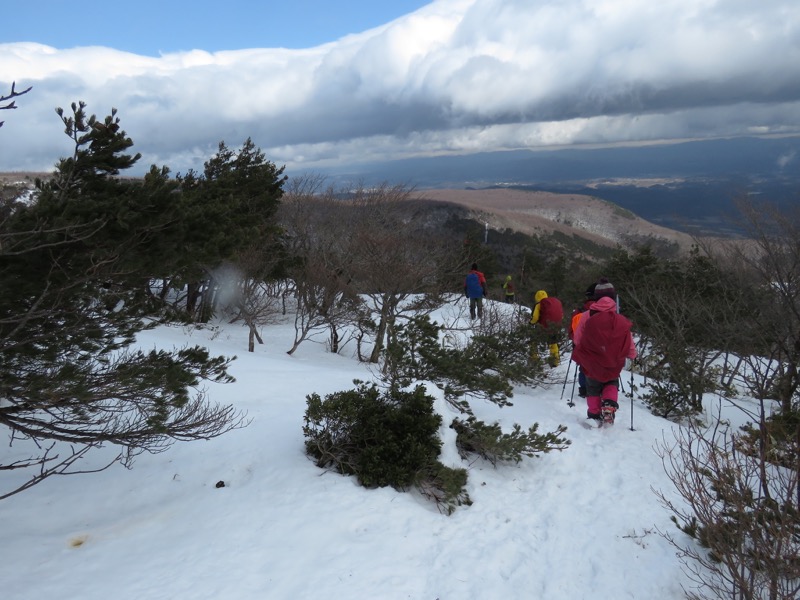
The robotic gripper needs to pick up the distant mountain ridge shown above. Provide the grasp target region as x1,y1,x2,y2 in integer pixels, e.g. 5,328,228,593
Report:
318,136,800,236
413,188,695,254
5,136,798,238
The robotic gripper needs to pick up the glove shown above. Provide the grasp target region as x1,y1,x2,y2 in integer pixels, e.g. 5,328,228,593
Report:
625,358,633,370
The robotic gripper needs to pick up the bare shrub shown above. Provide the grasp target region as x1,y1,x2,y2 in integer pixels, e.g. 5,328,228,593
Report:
654,407,800,600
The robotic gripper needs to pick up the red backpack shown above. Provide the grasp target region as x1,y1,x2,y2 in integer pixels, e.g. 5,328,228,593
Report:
538,296,564,330
573,310,632,381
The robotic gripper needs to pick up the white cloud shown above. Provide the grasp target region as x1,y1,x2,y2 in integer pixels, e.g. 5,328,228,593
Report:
777,150,796,170
2,0,800,175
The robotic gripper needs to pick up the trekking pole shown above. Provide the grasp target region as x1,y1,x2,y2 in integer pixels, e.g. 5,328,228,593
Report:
567,362,578,408
559,361,571,401
629,368,635,431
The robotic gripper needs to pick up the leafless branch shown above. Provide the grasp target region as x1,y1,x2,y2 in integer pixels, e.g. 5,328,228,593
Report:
0,81,32,128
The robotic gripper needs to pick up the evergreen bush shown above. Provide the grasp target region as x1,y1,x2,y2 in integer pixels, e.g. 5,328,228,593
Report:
306,312,573,514
303,381,470,513
415,462,471,516
384,314,548,413
451,416,570,466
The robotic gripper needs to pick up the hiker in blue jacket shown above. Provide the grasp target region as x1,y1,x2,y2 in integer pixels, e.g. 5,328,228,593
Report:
464,263,487,319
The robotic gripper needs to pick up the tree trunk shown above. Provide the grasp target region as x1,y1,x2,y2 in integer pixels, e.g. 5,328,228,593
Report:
369,294,394,364
330,325,339,354
247,323,263,353
369,315,388,363
186,281,202,315
158,278,172,301
777,353,798,414
199,279,217,323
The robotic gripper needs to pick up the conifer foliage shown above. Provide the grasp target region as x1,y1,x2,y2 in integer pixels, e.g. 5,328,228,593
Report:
384,314,549,411
604,246,750,418
303,382,471,515
304,314,570,514
175,138,287,322
0,102,246,499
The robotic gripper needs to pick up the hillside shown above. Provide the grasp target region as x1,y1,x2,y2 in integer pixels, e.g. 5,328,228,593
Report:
414,187,697,254
1,298,709,600
1,173,697,256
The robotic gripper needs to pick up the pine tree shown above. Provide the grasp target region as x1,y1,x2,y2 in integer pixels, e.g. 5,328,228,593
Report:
0,102,245,499
175,138,287,320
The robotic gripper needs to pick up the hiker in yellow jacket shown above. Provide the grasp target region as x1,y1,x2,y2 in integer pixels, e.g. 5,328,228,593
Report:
530,290,563,367
502,275,515,303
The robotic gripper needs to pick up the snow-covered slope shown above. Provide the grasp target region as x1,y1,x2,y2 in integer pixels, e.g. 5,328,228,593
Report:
1,299,732,600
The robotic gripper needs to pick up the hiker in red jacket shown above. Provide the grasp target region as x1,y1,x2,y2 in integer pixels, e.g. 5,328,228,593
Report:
571,294,636,425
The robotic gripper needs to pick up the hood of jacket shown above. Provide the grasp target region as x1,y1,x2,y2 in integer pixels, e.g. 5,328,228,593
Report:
534,290,548,303
589,296,617,313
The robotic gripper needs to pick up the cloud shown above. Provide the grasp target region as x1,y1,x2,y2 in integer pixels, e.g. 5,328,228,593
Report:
777,150,796,170
2,0,800,176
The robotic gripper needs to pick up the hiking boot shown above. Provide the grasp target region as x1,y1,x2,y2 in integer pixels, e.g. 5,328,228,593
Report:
578,386,587,398
587,411,602,422
601,400,618,425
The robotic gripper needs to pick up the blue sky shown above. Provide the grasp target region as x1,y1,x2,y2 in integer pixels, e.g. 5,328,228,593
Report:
2,0,800,177
4,1,432,54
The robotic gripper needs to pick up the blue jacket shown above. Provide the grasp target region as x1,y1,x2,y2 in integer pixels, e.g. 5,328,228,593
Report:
464,270,486,299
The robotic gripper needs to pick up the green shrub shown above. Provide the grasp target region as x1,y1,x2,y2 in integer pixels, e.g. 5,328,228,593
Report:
305,311,575,514
303,381,470,512
737,408,800,469
415,462,471,516
639,360,717,420
384,314,548,414
451,416,570,466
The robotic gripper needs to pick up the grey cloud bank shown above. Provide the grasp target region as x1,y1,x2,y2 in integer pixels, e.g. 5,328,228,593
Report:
2,0,799,176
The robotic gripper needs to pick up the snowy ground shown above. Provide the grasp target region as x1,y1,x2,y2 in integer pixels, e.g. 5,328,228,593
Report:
1,299,746,600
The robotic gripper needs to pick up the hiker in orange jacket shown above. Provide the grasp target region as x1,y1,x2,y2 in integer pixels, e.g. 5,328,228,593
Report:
569,282,597,397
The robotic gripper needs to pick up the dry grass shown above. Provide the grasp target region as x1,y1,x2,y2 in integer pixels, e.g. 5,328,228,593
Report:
0,172,47,184
0,174,698,252
413,187,696,252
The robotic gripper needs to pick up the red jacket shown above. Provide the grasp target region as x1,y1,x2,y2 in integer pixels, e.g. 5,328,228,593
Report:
572,297,636,382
